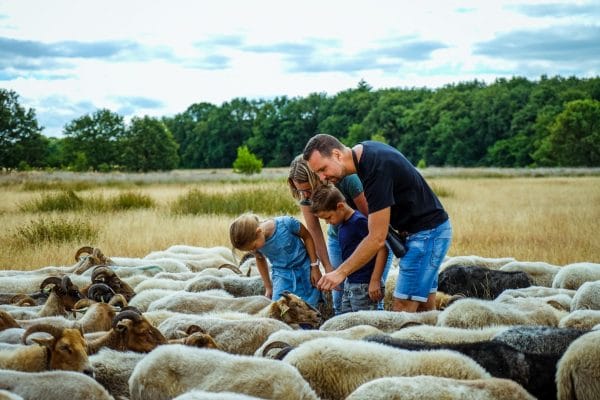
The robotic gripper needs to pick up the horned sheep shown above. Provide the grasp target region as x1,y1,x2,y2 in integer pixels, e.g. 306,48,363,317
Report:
128,345,320,400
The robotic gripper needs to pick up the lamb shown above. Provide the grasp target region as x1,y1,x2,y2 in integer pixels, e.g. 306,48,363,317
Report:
556,330,600,400
255,325,383,358
559,309,600,330
438,264,533,299
128,345,320,400
0,324,92,375
0,370,113,400
437,297,565,328
500,261,561,287
552,262,600,290
364,334,561,400
440,255,516,272
278,337,490,400
345,376,535,400
491,325,588,355
570,280,600,311
319,310,439,332
388,325,505,344
146,291,272,314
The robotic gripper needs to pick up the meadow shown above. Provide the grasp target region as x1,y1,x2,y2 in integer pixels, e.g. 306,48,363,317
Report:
0,168,599,271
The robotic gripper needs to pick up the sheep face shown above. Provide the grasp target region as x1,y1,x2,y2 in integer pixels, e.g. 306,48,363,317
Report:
115,318,167,352
33,328,92,376
277,292,322,328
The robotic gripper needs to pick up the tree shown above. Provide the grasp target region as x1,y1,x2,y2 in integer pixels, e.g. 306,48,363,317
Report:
63,109,125,170
0,89,47,168
120,116,179,171
233,145,262,174
532,99,600,166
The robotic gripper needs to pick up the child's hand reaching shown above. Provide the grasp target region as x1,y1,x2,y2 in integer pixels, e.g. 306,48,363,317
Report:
368,281,383,302
264,288,273,299
310,266,322,287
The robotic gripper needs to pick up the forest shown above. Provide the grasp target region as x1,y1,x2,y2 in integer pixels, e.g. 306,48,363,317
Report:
1,75,599,171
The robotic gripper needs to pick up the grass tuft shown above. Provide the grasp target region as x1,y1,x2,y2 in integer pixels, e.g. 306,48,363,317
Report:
13,216,99,245
19,190,84,212
108,191,156,210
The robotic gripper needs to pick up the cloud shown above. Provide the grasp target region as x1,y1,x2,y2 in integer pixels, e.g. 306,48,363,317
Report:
473,25,600,63
510,2,600,18
0,36,138,59
29,95,99,136
113,96,165,116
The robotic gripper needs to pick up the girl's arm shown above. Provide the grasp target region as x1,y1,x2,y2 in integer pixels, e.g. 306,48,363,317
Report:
368,245,388,302
254,251,272,299
298,223,322,287
300,205,333,273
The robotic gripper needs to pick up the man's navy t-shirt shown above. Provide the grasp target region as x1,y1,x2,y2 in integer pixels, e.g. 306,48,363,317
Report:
355,141,448,233
338,210,376,284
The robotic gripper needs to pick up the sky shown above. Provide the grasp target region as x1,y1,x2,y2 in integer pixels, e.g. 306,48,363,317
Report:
1,0,599,137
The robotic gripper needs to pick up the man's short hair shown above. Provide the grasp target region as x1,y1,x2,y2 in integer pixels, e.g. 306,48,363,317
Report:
309,184,345,214
303,134,344,161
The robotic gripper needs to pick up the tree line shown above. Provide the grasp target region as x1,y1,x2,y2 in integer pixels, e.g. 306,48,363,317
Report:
1,75,599,171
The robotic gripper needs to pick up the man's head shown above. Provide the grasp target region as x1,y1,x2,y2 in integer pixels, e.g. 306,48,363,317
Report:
302,134,347,184
309,185,350,225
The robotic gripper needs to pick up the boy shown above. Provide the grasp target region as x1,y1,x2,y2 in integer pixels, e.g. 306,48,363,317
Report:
310,185,387,312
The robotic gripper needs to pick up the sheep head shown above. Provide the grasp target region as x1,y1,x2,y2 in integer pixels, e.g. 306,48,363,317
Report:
111,309,167,352
21,324,92,375
39,275,83,311
272,291,322,328
91,266,135,301
0,310,20,331
170,324,220,349
73,246,112,274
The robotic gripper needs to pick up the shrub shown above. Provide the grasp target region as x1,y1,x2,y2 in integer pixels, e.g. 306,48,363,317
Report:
19,190,84,212
108,191,155,210
14,216,99,244
417,159,427,169
233,146,263,175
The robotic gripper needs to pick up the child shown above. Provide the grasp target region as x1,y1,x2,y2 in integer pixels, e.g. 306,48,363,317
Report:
310,185,387,312
229,213,323,308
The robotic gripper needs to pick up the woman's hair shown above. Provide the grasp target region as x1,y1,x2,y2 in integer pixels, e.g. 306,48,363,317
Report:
287,154,323,200
310,184,345,214
229,213,260,250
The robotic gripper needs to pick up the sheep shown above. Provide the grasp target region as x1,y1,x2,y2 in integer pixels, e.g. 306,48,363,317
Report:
491,325,588,355
364,334,561,400
128,345,320,400
437,297,565,328
570,280,600,311
90,347,147,399
128,289,179,312
255,325,383,358
134,277,189,292
278,337,490,400
83,266,136,301
36,276,84,317
497,292,573,312
345,376,536,400
0,370,113,400
160,244,236,262
552,262,600,290
319,310,439,332
0,389,23,400
440,255,516,272
107,257,190,274
152,272,199,281
495,285,576,300
438,264,533,299
184,275,265,297
0,310,19,331
388,325,505,344
0,324,92,375
173,390,263,400
146,292,272,314
556,330,600,400
500,260,561,287
559,309,600,330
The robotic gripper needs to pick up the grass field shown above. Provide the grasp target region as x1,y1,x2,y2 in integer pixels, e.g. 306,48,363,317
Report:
1,168,599,270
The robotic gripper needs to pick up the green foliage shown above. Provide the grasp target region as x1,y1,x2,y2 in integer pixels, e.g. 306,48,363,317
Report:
120,116,179,171
20,190,84,212
233,146,263,175
13,216,98,245
416,159,427,169
17,160,32,171
171,187,297,215
69,151,89,172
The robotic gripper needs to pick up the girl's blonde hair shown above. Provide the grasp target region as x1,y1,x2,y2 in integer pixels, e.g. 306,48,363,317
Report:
287,154,323,200
229,213,260,250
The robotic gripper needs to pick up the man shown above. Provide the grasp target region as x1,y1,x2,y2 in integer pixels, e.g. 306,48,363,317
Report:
303,134,452,312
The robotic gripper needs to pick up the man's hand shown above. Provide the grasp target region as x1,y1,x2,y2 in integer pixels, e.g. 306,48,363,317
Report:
368,281,383,302
318,269,347,291
310,267,322,287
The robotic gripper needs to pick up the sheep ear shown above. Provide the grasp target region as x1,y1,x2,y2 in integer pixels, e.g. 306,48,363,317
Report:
546,299,568,311
31,337,53,347
279,303,290,318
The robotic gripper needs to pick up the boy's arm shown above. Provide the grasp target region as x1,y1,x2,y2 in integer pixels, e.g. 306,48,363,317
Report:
300,205,334,273
254,251,272,299
298,223,323,286
368,245,388,302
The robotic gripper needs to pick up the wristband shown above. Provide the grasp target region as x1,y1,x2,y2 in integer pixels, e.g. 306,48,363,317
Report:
310,259,320,268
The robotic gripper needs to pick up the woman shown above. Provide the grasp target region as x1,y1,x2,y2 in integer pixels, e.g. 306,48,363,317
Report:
288,155,393,314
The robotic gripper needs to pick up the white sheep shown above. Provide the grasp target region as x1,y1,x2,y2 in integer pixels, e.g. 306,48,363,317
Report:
495,286,576,300
388,325,506,344
108,257,190,273
319,310,439,332
280,337,491,400
559,309,600,330
146,292,271,314
173,390,262,400
128,345,319,400
440,255,516,272
0,389,23,400
570,280,600,311
90,347,147,399
161,244,236,263
552,262,600,290
499,260,561,287
134,277,189,292
128,289,180,312
184,275,264,297
556,330,600,400
255,324,383,357
0,370,113,400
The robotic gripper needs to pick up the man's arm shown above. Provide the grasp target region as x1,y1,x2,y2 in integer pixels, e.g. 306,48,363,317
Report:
368,244,387,302
317,207,390,291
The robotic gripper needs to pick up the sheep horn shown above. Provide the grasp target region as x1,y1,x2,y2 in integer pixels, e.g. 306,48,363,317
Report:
87,283,116,303
398,321,424,329
91,265,116,283
22,324,64,344
217,263,243,275
61,275,75,292
75,246,95,261
73,298,95,311
262,341,293,358
446,294,466,307
108,293,128,308
112,309,142,327
40,276,63,292
0,310,20,331
186,324,206,335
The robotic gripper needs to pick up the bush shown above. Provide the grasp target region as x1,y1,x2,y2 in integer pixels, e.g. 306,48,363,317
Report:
14,216,99,244
233,146,263,175
19,190,84,212
108,191,155,210
417,159,427,169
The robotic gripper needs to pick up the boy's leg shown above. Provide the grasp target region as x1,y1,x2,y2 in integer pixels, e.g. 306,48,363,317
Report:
327,235,344,315
340,287,352,314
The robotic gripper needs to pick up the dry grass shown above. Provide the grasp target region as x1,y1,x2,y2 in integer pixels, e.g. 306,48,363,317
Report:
0,171,598,271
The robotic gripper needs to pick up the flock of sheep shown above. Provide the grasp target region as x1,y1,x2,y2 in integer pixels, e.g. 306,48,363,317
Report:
0,245,599,400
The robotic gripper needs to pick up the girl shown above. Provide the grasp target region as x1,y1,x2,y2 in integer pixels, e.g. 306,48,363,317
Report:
229,213,322,308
